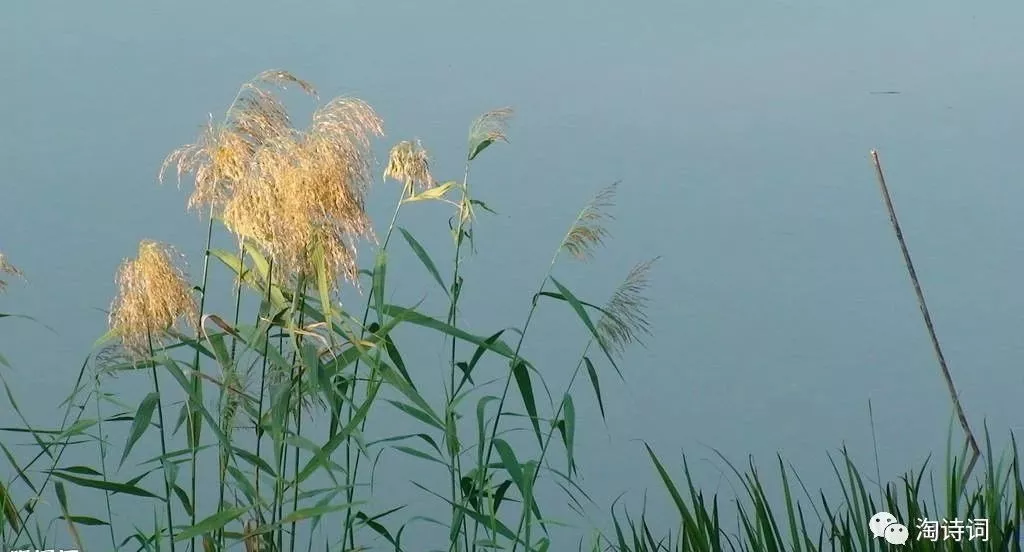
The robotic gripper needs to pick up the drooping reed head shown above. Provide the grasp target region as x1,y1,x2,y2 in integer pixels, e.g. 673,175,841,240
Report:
596,257,658,357
221,96,383,287
0,251,22,293
159,70,315,214
385,139,434,197
108,240,198,358
468,107,514,153
561,182,618,261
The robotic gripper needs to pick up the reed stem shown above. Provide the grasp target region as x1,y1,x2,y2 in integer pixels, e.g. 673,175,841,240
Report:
869,149,980,480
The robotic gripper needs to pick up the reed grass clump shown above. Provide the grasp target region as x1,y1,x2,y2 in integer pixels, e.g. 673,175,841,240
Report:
1,70,1020,552
0,70,661,552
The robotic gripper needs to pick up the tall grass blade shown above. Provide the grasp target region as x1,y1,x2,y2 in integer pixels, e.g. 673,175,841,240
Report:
173,506,251,542
120,392,160,467
54,482,85,552
582,357,606,421
511,360,543,447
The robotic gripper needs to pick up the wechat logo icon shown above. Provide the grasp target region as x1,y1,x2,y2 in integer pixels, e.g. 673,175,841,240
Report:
870,511,909,545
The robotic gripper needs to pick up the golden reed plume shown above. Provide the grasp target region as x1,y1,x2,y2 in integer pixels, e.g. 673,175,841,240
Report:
163,71,384,289
108,240,198,358
385,139,434,197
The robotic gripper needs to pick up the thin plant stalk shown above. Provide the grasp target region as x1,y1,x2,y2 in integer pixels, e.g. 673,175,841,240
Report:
869,149,980,480
271,276,306,552
247,256,276,551
229,239,247,364
214,238,247,549
288,289,309,552
147,333,177,551
185,81,255,549
290,390,303,552
446,162,475,552
468,204,589,549
511,343,592,550
342,189,405,549
10,356,91,548
188,207,216,552
92,373,119,550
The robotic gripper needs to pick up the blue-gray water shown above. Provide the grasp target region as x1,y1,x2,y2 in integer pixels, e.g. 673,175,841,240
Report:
4,0,1024,548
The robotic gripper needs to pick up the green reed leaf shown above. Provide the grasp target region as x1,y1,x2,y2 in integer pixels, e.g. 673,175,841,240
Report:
494,439,525,497
511,360,543,447
378,360,440,426
560,393,576,475
547,277,622,377
50,470,161,499
54,481,85,551
173,506,251,542
468,139,494,161
386,400,444,431
0,376,51,458
173,483,194,518
1,442,38,493
278,502,359,527
493,479,513,516
287,434,342,484
210,247,287,309
120,392,159,468
404,180,457,203
373,250,387,322
583,357,606,421
393,446,447,467
413,481,529,547
58,515,109,526
296,376,381,484
378,304,517,359
0,479,20,531
456,329,505,393
232,446,277,477
313,239,333,324
398,227,449,297
383,334,415,390
354,509,403,547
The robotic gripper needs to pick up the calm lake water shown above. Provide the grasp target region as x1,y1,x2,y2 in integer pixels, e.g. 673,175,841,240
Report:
3,0,1024,547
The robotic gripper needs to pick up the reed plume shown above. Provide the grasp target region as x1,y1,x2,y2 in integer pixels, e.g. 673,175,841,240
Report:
221,97,383,287
0,251,22,292
560,182,617,261
467,107,513,158
385,139,434,197
596,257,658,357
159,70,313,214
108,240,198,358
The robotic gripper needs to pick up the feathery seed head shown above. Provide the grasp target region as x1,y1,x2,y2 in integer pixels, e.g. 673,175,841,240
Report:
160,71,314,214
164,71,383,292
385,139,434,196
0,251,23,293
222,96,382,288
228,89,294,147
252,69,318,99
108,240,198,358
561,182,618,261
160,121,254,212
467,107,513,160
596,257,658,357
469,107,513,145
